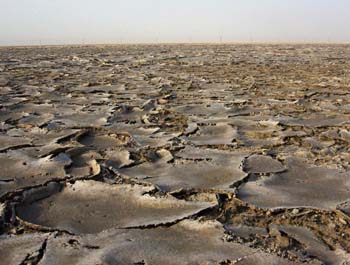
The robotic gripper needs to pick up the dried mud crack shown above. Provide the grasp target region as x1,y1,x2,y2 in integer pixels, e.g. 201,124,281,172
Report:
1,44,350,264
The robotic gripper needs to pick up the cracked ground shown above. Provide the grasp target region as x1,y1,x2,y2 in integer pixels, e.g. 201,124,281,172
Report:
1,44,350,264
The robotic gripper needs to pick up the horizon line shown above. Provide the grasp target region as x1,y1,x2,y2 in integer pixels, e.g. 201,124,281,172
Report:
1,41,350,48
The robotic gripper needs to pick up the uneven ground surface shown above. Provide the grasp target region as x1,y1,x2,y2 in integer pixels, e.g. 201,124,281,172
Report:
1,44,350,264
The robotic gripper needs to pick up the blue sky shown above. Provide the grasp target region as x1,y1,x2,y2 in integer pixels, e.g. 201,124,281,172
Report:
1,0,350,45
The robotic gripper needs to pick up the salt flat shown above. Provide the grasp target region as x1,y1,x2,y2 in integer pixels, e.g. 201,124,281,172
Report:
1,44,350,264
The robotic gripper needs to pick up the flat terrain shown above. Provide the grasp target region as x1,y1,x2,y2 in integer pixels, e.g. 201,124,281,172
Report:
1,44,350,264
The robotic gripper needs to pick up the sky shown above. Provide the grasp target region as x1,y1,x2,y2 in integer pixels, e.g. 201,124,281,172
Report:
1,0,350,45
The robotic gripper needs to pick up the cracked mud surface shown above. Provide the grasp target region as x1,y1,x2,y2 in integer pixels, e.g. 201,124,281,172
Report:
1,44,350,264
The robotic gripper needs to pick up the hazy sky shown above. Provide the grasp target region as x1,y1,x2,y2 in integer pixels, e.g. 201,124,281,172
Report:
1,0,350,45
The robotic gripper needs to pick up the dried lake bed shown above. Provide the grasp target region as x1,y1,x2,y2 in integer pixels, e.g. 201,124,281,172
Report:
1,44,350,264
